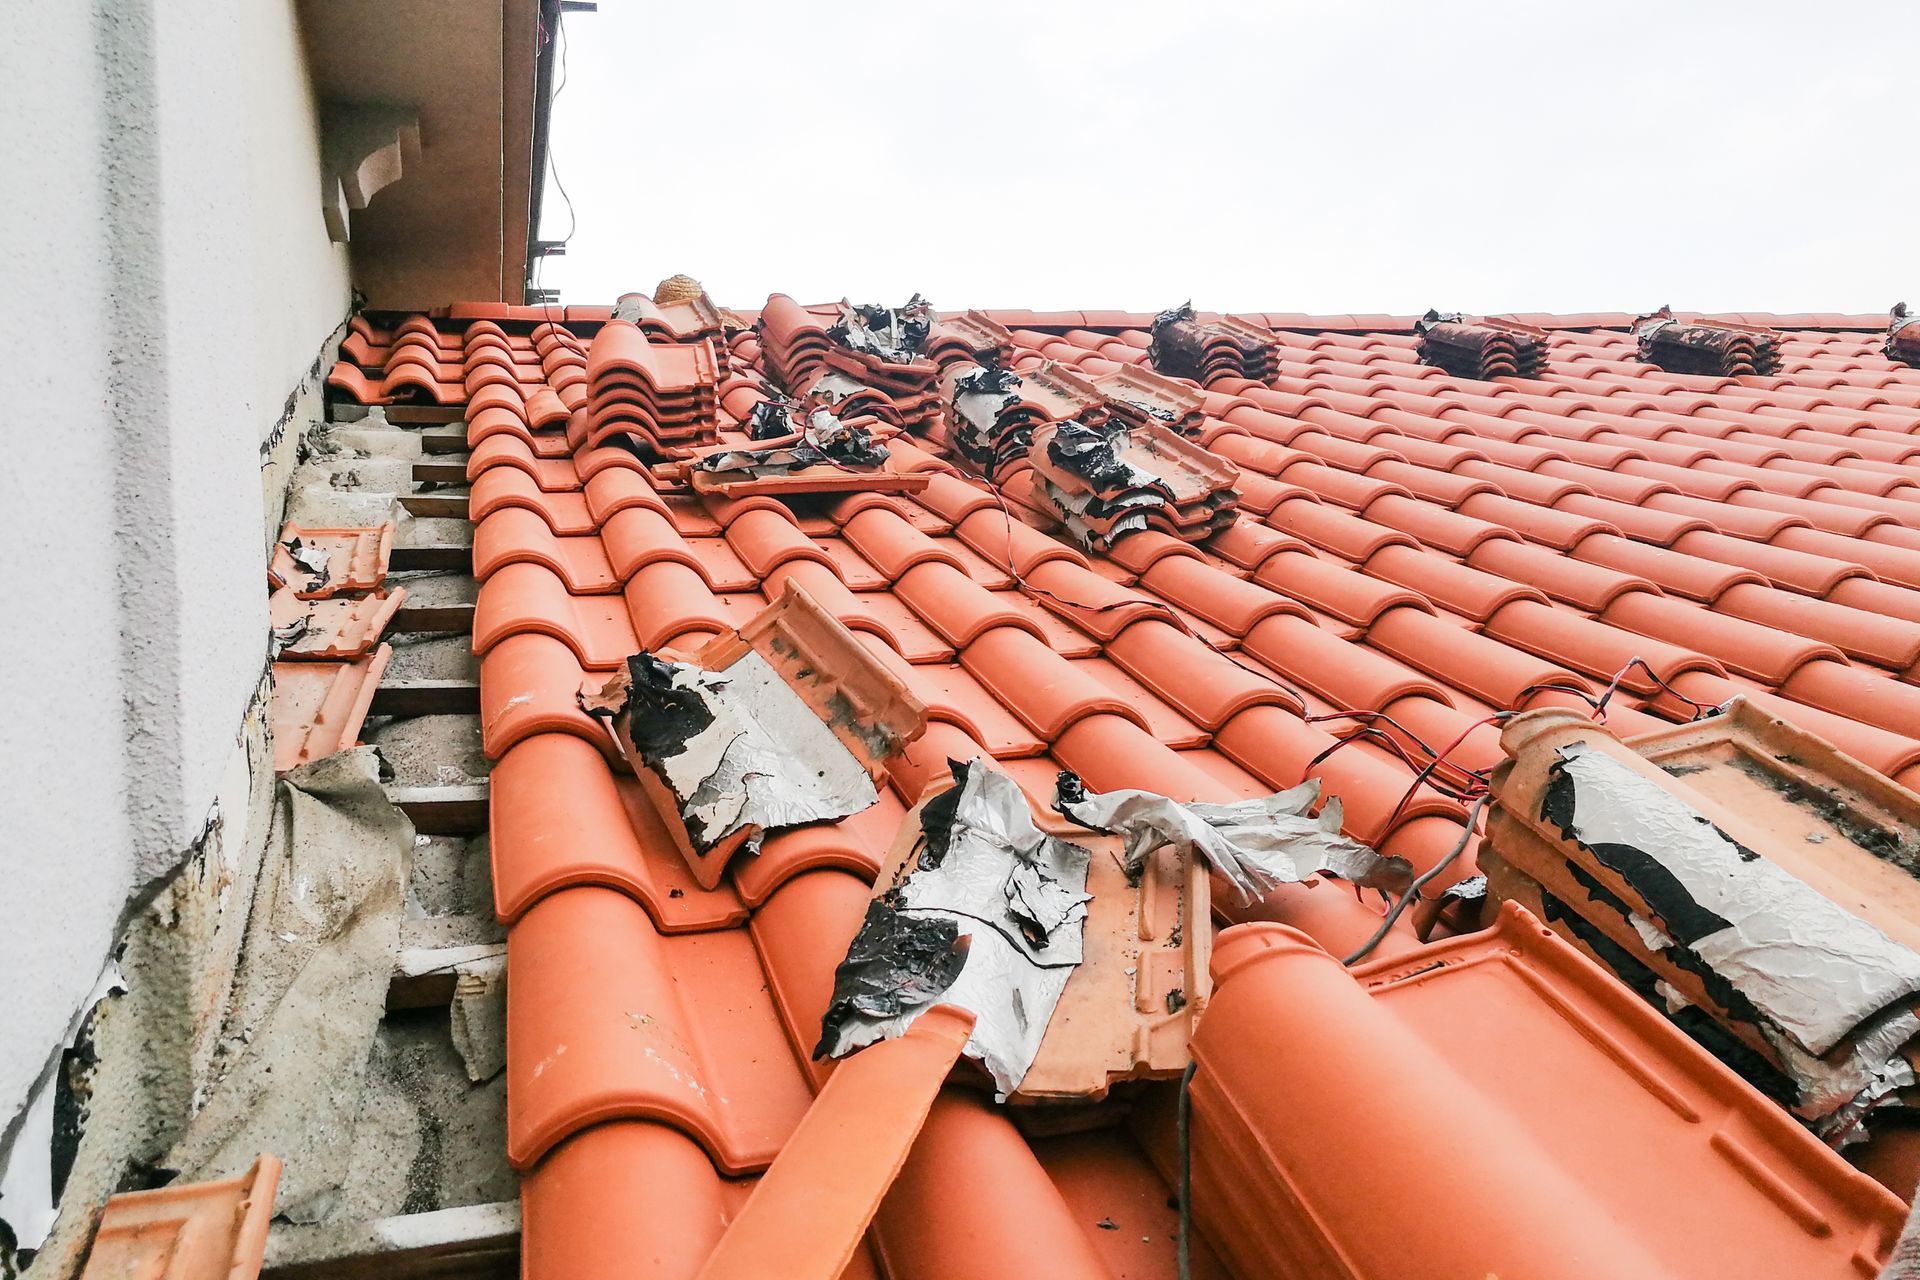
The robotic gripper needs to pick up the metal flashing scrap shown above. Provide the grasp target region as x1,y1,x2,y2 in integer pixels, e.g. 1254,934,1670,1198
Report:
1414,309,1549,379
1027,419,1239,550
1485,700,1920,1141
80,1154,280,1280
580,583,927,889
1632,305,1782,377
1148,301,1280,385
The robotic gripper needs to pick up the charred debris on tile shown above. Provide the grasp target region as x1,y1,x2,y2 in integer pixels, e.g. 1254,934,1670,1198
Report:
580,584,927,888
818,759,1406,1103
1148,302,1280,385
1632,305,1782,377
1029,419,1239,552
1484,703,1920,1143
1889,303,1920,368
827,294,935,366
816,758,1094,1097
1414,309,1549,380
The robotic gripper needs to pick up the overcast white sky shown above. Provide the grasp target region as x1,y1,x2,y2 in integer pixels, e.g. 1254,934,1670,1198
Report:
535,2,1919,315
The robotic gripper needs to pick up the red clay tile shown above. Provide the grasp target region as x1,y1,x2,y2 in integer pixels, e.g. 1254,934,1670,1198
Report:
478,633,621,762
1601,589,1846,684
271,645,390,772
1253,550,1433,629
474,562,639,668
80,1154,279,1280
507,886,812,1174
474,509,618,593
471,469,597,535
491,733,745,929
269,586,403,659
267,522,394,598
1189,906,1903,1279
385,299,1920,1275
695,1005,974,1280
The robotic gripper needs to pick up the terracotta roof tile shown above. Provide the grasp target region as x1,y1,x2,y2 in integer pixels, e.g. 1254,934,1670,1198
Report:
336,298,1920,1277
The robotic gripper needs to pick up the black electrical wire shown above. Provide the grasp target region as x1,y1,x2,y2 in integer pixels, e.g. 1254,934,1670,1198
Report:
1342,792,1491,966
1177,1058,1197,1280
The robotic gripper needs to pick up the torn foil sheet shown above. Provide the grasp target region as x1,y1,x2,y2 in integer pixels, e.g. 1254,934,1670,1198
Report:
1769,1004,1920,1136
831,294,933,363
617,650,880,856
1054,774,1400,905
817,759,1091,1097
1048,422,1171,498
695,411,889,479
952,365,1022,436
1543,744,1920,1058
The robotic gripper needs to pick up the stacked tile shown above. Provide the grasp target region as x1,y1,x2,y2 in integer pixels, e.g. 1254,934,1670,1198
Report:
579,319,720,458
328,314,466,404
820,296,943,432
1483,705,1920,1142
925,309,1016,368
1634,306,1782,376
612,291,732,379
1888,302,1920,368
1414,310,1549,379
940,360,1107,481
1149,302,1280,385
793,368,912,433
757,293,834,390
1092,365,1207,437
1026,419,1240,550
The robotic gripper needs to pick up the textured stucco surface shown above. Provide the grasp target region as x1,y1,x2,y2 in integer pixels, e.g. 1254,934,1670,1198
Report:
0,0,350,1150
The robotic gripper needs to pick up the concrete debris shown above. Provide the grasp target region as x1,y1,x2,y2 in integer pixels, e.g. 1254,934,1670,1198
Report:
163,746,410,1224
1054,774,1400,905
447,957,507,1084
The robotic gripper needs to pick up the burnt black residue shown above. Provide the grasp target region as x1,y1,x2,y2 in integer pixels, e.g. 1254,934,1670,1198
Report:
619,653,714,762
916,760,972,870
1660,762,1709,777
1047,421,1135,491
1536,888,1798,1106
813,899,970,1059
1541,757,1733,947
746,398,796,440
1727,755,1920,875
1560,859,1771,1034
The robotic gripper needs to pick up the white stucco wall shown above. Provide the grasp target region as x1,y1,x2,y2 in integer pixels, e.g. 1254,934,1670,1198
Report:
0,0,350,1147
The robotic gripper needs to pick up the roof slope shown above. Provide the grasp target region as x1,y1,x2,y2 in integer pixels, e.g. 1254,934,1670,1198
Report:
330,304,1920,1277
